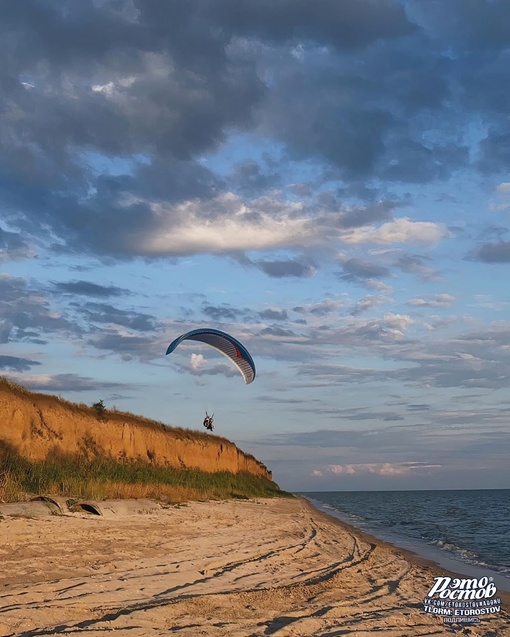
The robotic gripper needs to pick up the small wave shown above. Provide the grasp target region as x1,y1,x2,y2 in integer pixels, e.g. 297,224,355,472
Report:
428,539,505,573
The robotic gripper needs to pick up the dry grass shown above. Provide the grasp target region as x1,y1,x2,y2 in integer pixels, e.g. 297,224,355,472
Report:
0,442,288,504
0,376,231,444
0,377,280,502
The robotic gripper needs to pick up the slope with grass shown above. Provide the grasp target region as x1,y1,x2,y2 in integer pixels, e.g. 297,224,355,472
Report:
0,378,284,502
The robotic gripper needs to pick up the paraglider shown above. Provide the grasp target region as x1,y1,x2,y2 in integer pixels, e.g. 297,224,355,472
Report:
165,327,256,431
165,328,256,384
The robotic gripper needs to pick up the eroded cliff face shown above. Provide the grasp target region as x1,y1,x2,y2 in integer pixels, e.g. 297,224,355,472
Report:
0,383,271,480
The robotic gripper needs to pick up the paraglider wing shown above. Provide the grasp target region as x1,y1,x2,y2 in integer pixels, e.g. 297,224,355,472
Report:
166,328,256,384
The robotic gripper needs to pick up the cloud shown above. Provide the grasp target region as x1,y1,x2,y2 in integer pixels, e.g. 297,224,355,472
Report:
229,160,281,195
256,259,316,278
258,308,289,321
318,462,442,476
339,218,449,245
190,353,206,370
5,373,126,392
202,304,244,321
217,0,415,51
337,258,390,284
86,331,159,361
0,355,41,372
52,280,129,298
0,1,473,267
74,302,157,332
0,274,78,344
233,252,318,278
175,355,237,380
475,241,510,263
0,227,35,261
489,182,510,212
406,294,456,308
130,194,319,256
350,295,389,316
394,252,442,281
293,299,345,317
332,200,397,229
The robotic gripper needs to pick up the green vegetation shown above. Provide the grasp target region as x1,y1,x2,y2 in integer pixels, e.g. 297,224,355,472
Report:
0,442,290,503
91,399,107,421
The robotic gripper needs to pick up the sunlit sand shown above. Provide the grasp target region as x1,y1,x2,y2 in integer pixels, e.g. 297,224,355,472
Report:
0,497,508,636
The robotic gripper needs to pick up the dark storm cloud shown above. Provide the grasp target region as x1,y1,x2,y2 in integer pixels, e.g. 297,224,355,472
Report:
478,131,510,173
0,0,263,256
414,0,510,51
1,0,510,263
113,157,223,203
0,355,41,372
261,45,468,182
215,0,414,50
264,70,393,178
0,1,265,159
52,280,129,298
229,160,281,196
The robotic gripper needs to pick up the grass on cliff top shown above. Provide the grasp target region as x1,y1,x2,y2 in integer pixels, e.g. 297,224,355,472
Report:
0,375,223,441
0,443,291,504
0,376,268,472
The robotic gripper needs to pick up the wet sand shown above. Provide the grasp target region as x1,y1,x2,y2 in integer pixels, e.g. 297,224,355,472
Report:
0,497,508,636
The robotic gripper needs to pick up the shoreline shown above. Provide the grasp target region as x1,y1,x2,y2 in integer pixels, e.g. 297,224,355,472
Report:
302,495,510,594
301,497,510,609
0,496,508,636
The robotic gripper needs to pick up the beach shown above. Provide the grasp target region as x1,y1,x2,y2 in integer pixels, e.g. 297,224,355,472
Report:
0,497,508,636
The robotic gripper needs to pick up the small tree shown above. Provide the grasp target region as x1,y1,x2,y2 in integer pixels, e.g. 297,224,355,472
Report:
92,399,107,421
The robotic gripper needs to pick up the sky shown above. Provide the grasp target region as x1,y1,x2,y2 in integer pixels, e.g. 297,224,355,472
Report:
1,0,510,492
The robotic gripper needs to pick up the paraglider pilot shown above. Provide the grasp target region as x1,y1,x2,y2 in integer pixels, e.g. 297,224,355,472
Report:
203,411,214,431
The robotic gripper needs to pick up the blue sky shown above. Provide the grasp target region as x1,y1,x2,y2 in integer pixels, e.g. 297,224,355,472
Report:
1,0,510,491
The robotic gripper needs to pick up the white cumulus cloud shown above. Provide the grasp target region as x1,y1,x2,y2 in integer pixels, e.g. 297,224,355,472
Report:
339,217,449,245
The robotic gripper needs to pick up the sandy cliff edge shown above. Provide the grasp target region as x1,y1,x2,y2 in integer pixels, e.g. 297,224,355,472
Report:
0,380,271,480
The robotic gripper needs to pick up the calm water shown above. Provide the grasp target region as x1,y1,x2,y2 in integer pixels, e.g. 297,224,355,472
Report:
301,490,510,582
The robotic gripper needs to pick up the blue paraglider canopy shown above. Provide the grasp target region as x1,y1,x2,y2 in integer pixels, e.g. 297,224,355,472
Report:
165,328,256,384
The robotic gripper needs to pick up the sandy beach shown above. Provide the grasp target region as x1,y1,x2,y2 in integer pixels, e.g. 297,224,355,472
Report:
0,497,508,637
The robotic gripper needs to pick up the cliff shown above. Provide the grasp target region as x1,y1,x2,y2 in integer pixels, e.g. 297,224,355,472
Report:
0,379,272,481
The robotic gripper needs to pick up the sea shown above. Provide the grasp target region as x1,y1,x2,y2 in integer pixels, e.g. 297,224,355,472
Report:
300,489,510,592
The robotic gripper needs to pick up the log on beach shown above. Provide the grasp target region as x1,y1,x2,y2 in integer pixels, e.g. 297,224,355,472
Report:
0,497,508,636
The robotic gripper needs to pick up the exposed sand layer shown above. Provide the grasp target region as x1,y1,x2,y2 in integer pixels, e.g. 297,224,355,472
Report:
0,381,270,479
0,497,508,636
